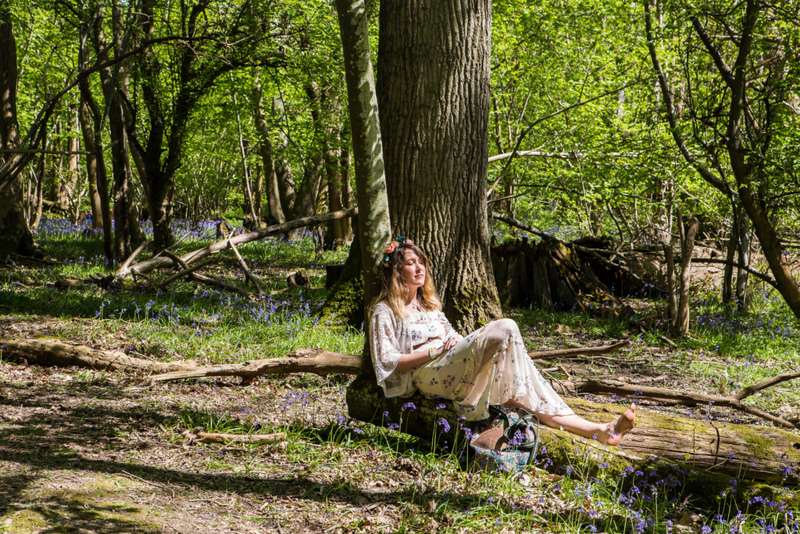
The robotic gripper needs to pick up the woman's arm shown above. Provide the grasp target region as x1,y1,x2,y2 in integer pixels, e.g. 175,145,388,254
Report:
395,336,458,371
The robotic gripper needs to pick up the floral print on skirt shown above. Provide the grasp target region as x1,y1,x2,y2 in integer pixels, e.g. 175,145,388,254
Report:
411,318,574,421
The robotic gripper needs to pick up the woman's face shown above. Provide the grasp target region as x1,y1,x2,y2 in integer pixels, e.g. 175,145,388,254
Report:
400,249,426,293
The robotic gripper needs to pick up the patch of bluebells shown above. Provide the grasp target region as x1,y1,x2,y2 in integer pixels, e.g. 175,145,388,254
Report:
694,293,799,342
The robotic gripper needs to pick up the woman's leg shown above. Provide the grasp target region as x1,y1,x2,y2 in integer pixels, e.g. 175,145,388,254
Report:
505,399,636,446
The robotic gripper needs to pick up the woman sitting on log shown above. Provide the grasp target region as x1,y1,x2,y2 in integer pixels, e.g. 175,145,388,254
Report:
370,237,636,445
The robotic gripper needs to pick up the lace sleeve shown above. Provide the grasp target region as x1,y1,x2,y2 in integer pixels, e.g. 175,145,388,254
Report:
370,304,403,392
437,310,463,342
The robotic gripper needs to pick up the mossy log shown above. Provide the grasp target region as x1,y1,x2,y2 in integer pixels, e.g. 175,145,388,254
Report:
346,374,800,495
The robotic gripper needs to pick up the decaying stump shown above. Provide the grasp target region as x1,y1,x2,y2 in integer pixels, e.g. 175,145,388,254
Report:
491,237,630,311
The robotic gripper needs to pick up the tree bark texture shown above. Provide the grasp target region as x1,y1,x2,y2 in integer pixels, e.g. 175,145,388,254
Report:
377,0,501,332
335,0,392,315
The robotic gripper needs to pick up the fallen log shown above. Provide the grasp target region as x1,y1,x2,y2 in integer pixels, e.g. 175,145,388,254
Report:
117,207,357,278
4,336,799,488
151,348,361,382
151,343,628,382
0,338,196,374
529,340,630,360
562,379,799,429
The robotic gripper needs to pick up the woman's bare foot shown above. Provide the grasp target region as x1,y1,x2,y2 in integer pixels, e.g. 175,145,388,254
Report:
604,403,636,446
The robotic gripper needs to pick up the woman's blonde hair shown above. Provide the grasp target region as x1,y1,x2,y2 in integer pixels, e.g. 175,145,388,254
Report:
372,241,441,319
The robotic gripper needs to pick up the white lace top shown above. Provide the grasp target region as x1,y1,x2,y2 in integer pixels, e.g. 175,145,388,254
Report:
369,301,463,397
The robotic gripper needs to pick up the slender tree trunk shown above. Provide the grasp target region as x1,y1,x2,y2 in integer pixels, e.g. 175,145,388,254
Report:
97,2,137,257
291,82,328,224
78,22,113,259
723,0,800,320
377,0,501,331
254,165,263,223
673,215,699,337
734,207,750,309
252,83,286,225
48,111,76,212
77,80,113,259
325,128,346,250
272,96,296,217
722,230,736,303
64,105,80,210
233,95,257,225
334,0,392,352
30,142,45,230
78,95,104,229
664,244,676,324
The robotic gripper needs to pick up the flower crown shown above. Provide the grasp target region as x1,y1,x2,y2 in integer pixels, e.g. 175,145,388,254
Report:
382,236,414,267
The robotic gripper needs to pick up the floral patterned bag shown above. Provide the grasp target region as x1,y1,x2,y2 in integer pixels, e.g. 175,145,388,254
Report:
469,406,540,473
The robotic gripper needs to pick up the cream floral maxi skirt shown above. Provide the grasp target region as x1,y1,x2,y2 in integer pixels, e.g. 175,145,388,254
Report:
411,318,574,421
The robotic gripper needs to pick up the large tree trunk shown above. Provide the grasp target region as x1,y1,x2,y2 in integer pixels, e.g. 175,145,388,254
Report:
377,0,501,332
0,170,33,256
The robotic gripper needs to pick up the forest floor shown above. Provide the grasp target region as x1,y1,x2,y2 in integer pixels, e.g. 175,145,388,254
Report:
2,226,800,533
1,310,789,534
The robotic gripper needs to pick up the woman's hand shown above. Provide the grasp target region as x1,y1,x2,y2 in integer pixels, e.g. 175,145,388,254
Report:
435,337,458,357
